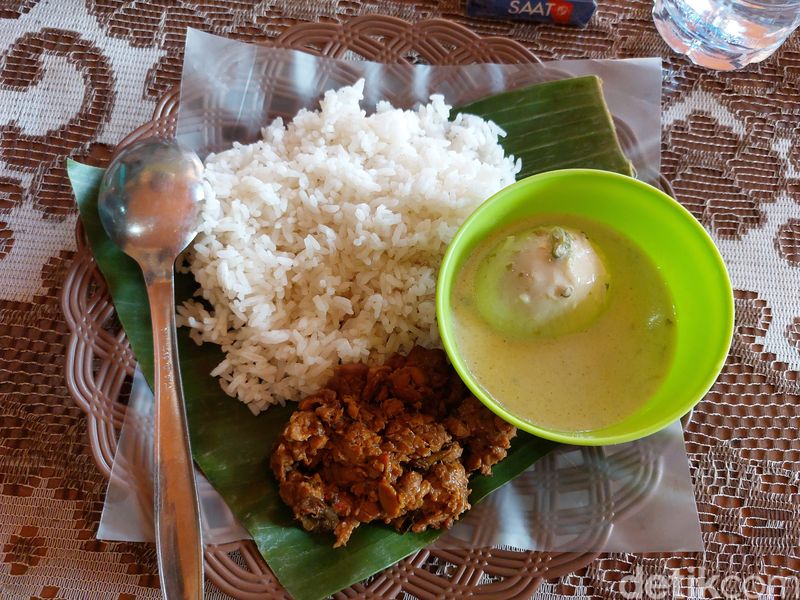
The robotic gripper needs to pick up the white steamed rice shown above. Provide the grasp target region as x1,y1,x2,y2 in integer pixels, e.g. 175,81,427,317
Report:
177,79,519,414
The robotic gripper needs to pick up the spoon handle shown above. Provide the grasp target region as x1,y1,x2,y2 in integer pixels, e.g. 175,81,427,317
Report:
146,273,204,600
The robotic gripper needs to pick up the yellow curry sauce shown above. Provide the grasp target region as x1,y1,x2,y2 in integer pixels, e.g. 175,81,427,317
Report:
450,214,677,433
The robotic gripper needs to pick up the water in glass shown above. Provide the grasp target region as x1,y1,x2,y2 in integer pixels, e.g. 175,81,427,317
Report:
653,0,800,70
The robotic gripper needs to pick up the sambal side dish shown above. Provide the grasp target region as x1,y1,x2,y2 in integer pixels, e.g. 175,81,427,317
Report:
270,347,516,547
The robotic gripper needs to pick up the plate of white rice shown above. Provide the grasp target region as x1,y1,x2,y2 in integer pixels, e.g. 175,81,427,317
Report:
177,79,519,414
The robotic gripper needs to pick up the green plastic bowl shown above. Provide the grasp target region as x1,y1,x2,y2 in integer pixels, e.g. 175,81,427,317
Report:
436,169,734,446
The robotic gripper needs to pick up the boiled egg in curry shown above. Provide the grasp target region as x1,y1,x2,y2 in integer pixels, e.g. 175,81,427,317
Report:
474,226,609,337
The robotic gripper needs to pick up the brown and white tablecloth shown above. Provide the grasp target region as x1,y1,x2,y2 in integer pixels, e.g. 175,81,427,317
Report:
1,1,799,598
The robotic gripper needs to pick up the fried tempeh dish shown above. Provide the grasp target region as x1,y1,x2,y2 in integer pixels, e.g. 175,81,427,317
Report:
270,347,516,547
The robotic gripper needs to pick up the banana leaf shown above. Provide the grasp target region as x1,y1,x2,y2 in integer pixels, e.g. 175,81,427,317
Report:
459,75,633,178
67,75,630,600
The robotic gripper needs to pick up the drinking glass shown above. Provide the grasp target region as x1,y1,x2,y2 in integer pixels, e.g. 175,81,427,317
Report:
653,0,800,70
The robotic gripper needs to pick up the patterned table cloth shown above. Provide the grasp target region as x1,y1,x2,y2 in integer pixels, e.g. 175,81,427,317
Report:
1,1,799,598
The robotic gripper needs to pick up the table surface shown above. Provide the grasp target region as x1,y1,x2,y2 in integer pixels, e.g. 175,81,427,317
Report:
2,1,800,599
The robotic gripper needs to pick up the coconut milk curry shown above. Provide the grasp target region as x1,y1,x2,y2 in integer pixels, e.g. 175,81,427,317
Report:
450,214,676,433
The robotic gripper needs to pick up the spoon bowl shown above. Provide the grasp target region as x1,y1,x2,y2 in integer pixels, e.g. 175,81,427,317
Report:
99,140,204,266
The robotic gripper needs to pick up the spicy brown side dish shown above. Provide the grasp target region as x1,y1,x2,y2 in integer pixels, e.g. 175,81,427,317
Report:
270,347,516,547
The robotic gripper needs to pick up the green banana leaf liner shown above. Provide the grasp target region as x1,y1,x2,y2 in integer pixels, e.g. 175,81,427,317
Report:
68,75,631,600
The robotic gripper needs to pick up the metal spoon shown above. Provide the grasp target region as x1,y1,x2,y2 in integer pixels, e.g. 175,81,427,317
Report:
98,139,204,600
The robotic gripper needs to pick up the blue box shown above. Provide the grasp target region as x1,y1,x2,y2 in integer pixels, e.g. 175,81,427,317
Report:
467,0,597,27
